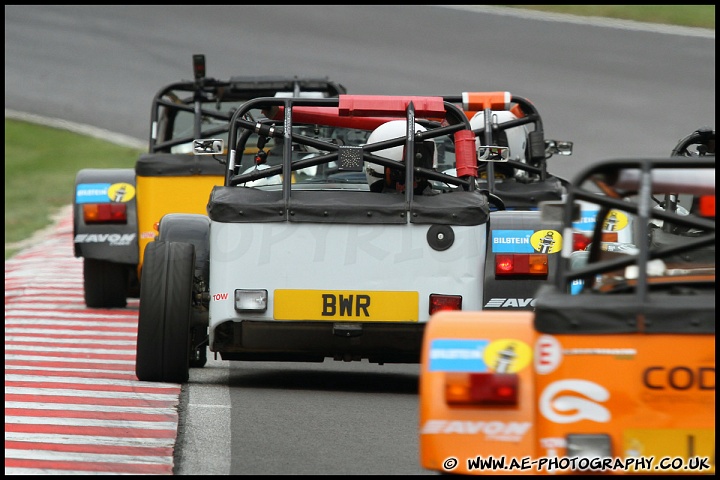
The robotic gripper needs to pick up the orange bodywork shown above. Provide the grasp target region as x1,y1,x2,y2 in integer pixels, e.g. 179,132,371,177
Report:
419,311,715,475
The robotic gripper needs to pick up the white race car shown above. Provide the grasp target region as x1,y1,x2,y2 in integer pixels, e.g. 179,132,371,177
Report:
134,92,572,383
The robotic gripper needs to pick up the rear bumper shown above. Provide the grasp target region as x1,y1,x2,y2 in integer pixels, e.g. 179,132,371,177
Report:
211,319,425,364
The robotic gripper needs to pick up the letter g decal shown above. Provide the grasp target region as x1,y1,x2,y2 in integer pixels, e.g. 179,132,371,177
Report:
539,379,610,424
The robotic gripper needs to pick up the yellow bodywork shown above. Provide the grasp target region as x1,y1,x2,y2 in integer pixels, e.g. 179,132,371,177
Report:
135,173,223,275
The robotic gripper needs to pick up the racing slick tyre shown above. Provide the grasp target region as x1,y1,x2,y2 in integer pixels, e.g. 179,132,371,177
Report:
83,258,129,309
135,241,194,383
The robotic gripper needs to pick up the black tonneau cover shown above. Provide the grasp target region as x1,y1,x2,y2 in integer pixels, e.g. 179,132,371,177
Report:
207,186,490,225
533,284,715,334
486,177,564,208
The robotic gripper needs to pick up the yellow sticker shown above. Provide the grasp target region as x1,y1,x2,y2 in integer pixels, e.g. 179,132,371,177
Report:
484,338,532,373
108,183,136,202
602,210,628,231
530,230,562,254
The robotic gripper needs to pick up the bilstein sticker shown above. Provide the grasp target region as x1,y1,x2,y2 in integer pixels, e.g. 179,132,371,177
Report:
493,229,562,253
574,208,629,232
75,182,135,203
492,230,533,253
573,208,599,232
428,339,489,372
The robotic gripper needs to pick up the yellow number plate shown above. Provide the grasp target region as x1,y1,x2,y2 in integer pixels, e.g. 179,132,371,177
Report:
274,290,418,321
624,428,715,473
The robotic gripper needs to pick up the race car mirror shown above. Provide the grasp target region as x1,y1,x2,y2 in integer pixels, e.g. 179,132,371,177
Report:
546,139,574,156
193,138,224,155
477,145,509,162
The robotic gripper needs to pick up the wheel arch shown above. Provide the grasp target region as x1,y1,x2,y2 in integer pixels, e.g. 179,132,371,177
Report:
156,213,211,284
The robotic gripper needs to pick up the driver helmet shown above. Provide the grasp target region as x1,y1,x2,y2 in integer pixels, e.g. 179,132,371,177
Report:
469,110,529,179
364,120,437,192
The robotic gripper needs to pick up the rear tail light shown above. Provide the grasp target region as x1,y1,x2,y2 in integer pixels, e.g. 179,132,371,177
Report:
600,232,618,243
82,203,127,224
445,372,519,406
572,232,591,251
429,294,462,315
495,254,548,277
699,195,715,217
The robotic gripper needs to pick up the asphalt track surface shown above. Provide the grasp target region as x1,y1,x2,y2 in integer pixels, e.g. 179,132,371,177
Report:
4,5,715,475
5,6,715,181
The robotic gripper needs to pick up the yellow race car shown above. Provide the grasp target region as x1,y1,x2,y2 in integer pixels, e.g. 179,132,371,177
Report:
73,54,347,310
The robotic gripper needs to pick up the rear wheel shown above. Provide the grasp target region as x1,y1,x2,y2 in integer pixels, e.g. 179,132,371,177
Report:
135,241,194,383
83,258,129,308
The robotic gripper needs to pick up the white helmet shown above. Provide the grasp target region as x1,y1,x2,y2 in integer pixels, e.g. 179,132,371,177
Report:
469,110,529,164
364,120,437,192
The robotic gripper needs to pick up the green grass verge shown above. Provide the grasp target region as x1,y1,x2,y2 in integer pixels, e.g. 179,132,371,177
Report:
4,119,143,259
507,5,715,29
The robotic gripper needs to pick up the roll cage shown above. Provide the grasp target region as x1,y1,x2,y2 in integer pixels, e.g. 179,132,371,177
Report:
555,157,715,295
222,95,482,205
194,91,574,211
670,125,715,157
444,93,572,186
147,55,347,154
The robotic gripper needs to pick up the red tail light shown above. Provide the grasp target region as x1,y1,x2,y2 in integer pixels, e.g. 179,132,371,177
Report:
82,203,127,224
600,232,618,243
495,254,548,276
445,372,519,406
429,294,462,314
572,232,591,251
699,195,715,217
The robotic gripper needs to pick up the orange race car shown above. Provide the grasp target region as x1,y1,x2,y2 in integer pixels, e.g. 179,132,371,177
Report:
419,129,715,475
